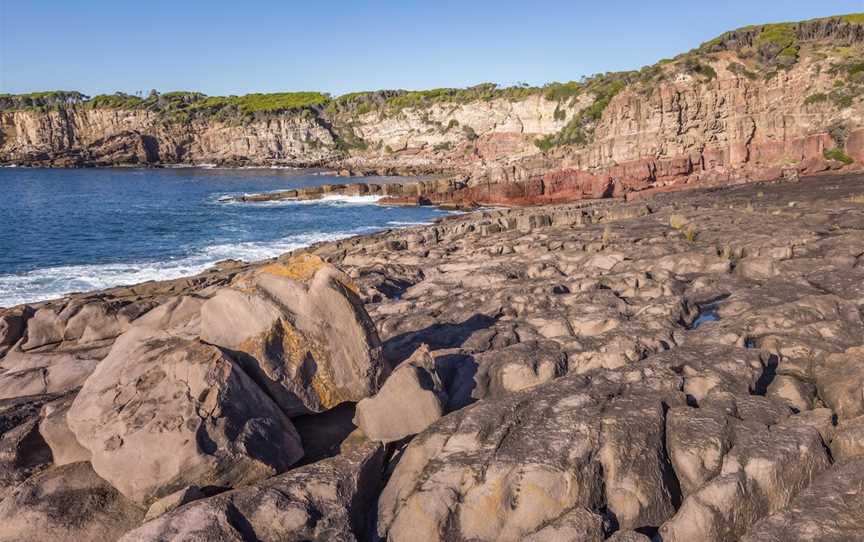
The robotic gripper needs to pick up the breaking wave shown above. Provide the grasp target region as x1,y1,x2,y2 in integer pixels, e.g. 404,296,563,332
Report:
0,230,371,307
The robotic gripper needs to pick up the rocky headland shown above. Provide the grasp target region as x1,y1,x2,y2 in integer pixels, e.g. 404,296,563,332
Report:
3,14,864,206
3,11,864,542
1,171,864,540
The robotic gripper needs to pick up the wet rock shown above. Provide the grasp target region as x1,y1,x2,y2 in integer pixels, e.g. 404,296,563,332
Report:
121,439,384,542
67,327,303,504
354,344,446,443
0,461,145,542
201,254,385,416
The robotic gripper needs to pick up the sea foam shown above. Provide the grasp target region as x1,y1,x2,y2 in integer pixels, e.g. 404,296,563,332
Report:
0,230,368,307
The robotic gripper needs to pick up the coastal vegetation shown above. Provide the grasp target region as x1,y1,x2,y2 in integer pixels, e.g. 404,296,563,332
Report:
823,147,855,165
534,74,630,150
0,11,861,160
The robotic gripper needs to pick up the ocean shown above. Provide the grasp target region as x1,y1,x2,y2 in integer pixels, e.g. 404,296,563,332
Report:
0,167,452,307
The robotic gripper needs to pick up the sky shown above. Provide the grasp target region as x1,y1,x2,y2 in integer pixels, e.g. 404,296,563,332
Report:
1,0,863,97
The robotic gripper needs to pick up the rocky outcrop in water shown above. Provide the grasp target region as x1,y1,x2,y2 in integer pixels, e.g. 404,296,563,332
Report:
1,171,864,540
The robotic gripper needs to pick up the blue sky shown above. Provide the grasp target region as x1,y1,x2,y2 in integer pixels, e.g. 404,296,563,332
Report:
1,0,862,97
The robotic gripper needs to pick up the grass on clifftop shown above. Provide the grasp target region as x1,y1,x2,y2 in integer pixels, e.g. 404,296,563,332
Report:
196,92,329,114
0,89,329,121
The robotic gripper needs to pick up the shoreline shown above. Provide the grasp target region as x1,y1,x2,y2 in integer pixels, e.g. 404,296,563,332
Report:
0,170,849,311
1,171,863,540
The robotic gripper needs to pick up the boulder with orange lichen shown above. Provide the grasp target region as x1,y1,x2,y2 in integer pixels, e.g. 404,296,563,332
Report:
201,254,385,416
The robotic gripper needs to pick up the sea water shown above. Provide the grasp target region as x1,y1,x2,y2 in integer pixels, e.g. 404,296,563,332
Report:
0,167,451,307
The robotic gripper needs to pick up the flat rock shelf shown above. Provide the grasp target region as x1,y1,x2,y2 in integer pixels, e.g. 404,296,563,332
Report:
1,172,864,541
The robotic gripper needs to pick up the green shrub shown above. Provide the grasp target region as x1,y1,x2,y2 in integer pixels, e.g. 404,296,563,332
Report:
462,125,478,141
433,141,453,152
553,104,566,121
754,23,800,65
727,62,758,80
0,91,87,110
824,148,854,164
534,135,555,152
804,93,828,105
534,73,630,151
684,58,717,80
86,93,144,109
542,81,582,102
831,92,854,108
195,92,328,114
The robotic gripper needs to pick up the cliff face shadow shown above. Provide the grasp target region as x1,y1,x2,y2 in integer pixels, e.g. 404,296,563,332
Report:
382,313,497,365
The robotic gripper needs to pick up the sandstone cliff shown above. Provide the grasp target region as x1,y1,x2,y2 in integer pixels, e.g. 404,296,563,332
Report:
2,14,864,202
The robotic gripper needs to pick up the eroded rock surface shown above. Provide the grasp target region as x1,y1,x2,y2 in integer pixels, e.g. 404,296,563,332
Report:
121,439,384,542
0,174,863,540
0,461,144,542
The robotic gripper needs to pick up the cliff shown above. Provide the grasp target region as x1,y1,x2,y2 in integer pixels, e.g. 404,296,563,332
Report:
2,13,864,202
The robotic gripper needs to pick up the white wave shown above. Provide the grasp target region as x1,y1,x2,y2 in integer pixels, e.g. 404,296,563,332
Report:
223,193,386,207
0,230,365,308
386,220,431,226
318,194,385,204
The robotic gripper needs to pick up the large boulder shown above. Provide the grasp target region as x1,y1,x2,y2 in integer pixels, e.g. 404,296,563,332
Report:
201,254,385,416
0,461,144,542
354,344,447,443
120,439,384,542
67,327,303,504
